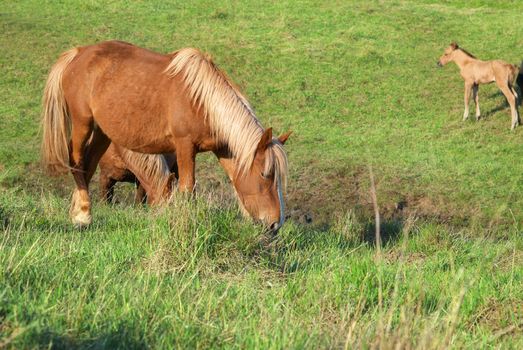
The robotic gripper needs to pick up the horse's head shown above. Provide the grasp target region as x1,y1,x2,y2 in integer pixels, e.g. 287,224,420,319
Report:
437,42,459,67
232,128,291,234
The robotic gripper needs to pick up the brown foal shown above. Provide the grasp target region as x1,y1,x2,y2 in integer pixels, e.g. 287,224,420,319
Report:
438,42,520,129
98,143,178,204
41,41,290,232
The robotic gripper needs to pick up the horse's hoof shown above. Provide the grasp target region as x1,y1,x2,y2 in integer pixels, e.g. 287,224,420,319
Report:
71,211,92,227
70,189,92,227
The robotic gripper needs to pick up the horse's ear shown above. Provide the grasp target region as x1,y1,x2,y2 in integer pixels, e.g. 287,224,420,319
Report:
278,131,292,145
450,42,459,50
257,127,273,152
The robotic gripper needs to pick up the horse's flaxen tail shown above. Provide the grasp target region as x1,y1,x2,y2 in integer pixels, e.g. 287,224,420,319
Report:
41,48,79,174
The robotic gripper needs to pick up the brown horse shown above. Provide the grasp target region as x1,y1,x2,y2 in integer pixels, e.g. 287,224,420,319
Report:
437,42,520,129
98,143,178,204
41,41,290,232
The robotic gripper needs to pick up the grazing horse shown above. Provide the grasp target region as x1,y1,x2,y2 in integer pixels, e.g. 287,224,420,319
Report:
98,143,178,204
41,40,291,232
437,42,520,129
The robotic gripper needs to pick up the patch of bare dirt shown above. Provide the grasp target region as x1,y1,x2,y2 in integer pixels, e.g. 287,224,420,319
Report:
468,298,523,336
493,248,523,272
8,156,513,230
285,163,477,227
384,250,427,265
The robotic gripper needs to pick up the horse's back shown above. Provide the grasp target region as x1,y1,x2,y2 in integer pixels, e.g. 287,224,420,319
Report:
63,40,173,97
62,41,183,153
492,59,512,69
74,40,171,68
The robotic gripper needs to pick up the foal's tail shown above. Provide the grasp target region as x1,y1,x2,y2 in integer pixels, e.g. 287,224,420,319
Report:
41,48,79,174
509,63,523,101
509,64,520,82
515,62,523,89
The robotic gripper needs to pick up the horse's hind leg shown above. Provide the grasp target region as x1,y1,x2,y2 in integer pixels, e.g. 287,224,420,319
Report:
472,84,480,120
84,126,111,184
510,83,519,105
69,114,94,226
69,118,111,226
498,82,519,130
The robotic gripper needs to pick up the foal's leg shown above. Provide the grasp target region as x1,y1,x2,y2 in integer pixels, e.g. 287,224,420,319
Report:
472,84,480,120
463,82,473,121
510,83,519,106
134,182,147,204
498,83,519,130
100,174,116,203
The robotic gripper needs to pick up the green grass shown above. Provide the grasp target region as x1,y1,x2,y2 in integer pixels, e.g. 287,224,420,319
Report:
1,189,522,349
1,0,523,348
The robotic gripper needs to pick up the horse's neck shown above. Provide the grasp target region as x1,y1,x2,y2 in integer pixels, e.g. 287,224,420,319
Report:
453,51,476,69
214,148,237,183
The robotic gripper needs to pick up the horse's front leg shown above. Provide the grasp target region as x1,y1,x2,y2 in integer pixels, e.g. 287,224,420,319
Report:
463,82,473,121
473,84,480,120
176,141,196,193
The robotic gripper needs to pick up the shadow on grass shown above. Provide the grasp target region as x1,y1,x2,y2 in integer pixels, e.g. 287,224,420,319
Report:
0,205,9,229
482,101,511,119
260,216,405,274
481,91,512,118
363,218,403,247
30,327,147,350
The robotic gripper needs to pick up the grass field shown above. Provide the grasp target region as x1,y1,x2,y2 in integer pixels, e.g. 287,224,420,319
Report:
1,0,523,348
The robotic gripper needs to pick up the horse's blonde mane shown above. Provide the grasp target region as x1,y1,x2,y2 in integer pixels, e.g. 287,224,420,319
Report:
164,48,287,187
457,47,476,59
265,141,288,190
118,148,170,197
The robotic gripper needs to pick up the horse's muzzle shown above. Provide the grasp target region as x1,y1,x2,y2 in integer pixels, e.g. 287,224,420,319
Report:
269,221,281,234
437,61,443,67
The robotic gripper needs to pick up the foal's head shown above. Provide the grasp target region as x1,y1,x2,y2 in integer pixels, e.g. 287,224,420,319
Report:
232,128,291,234
437,42,459,67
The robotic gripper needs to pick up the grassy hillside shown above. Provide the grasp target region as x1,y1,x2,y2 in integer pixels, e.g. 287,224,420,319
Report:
2,0,523,225
1,0,523,348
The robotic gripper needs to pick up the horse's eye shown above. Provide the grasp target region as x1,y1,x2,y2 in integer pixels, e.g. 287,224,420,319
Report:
261,172,269,179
